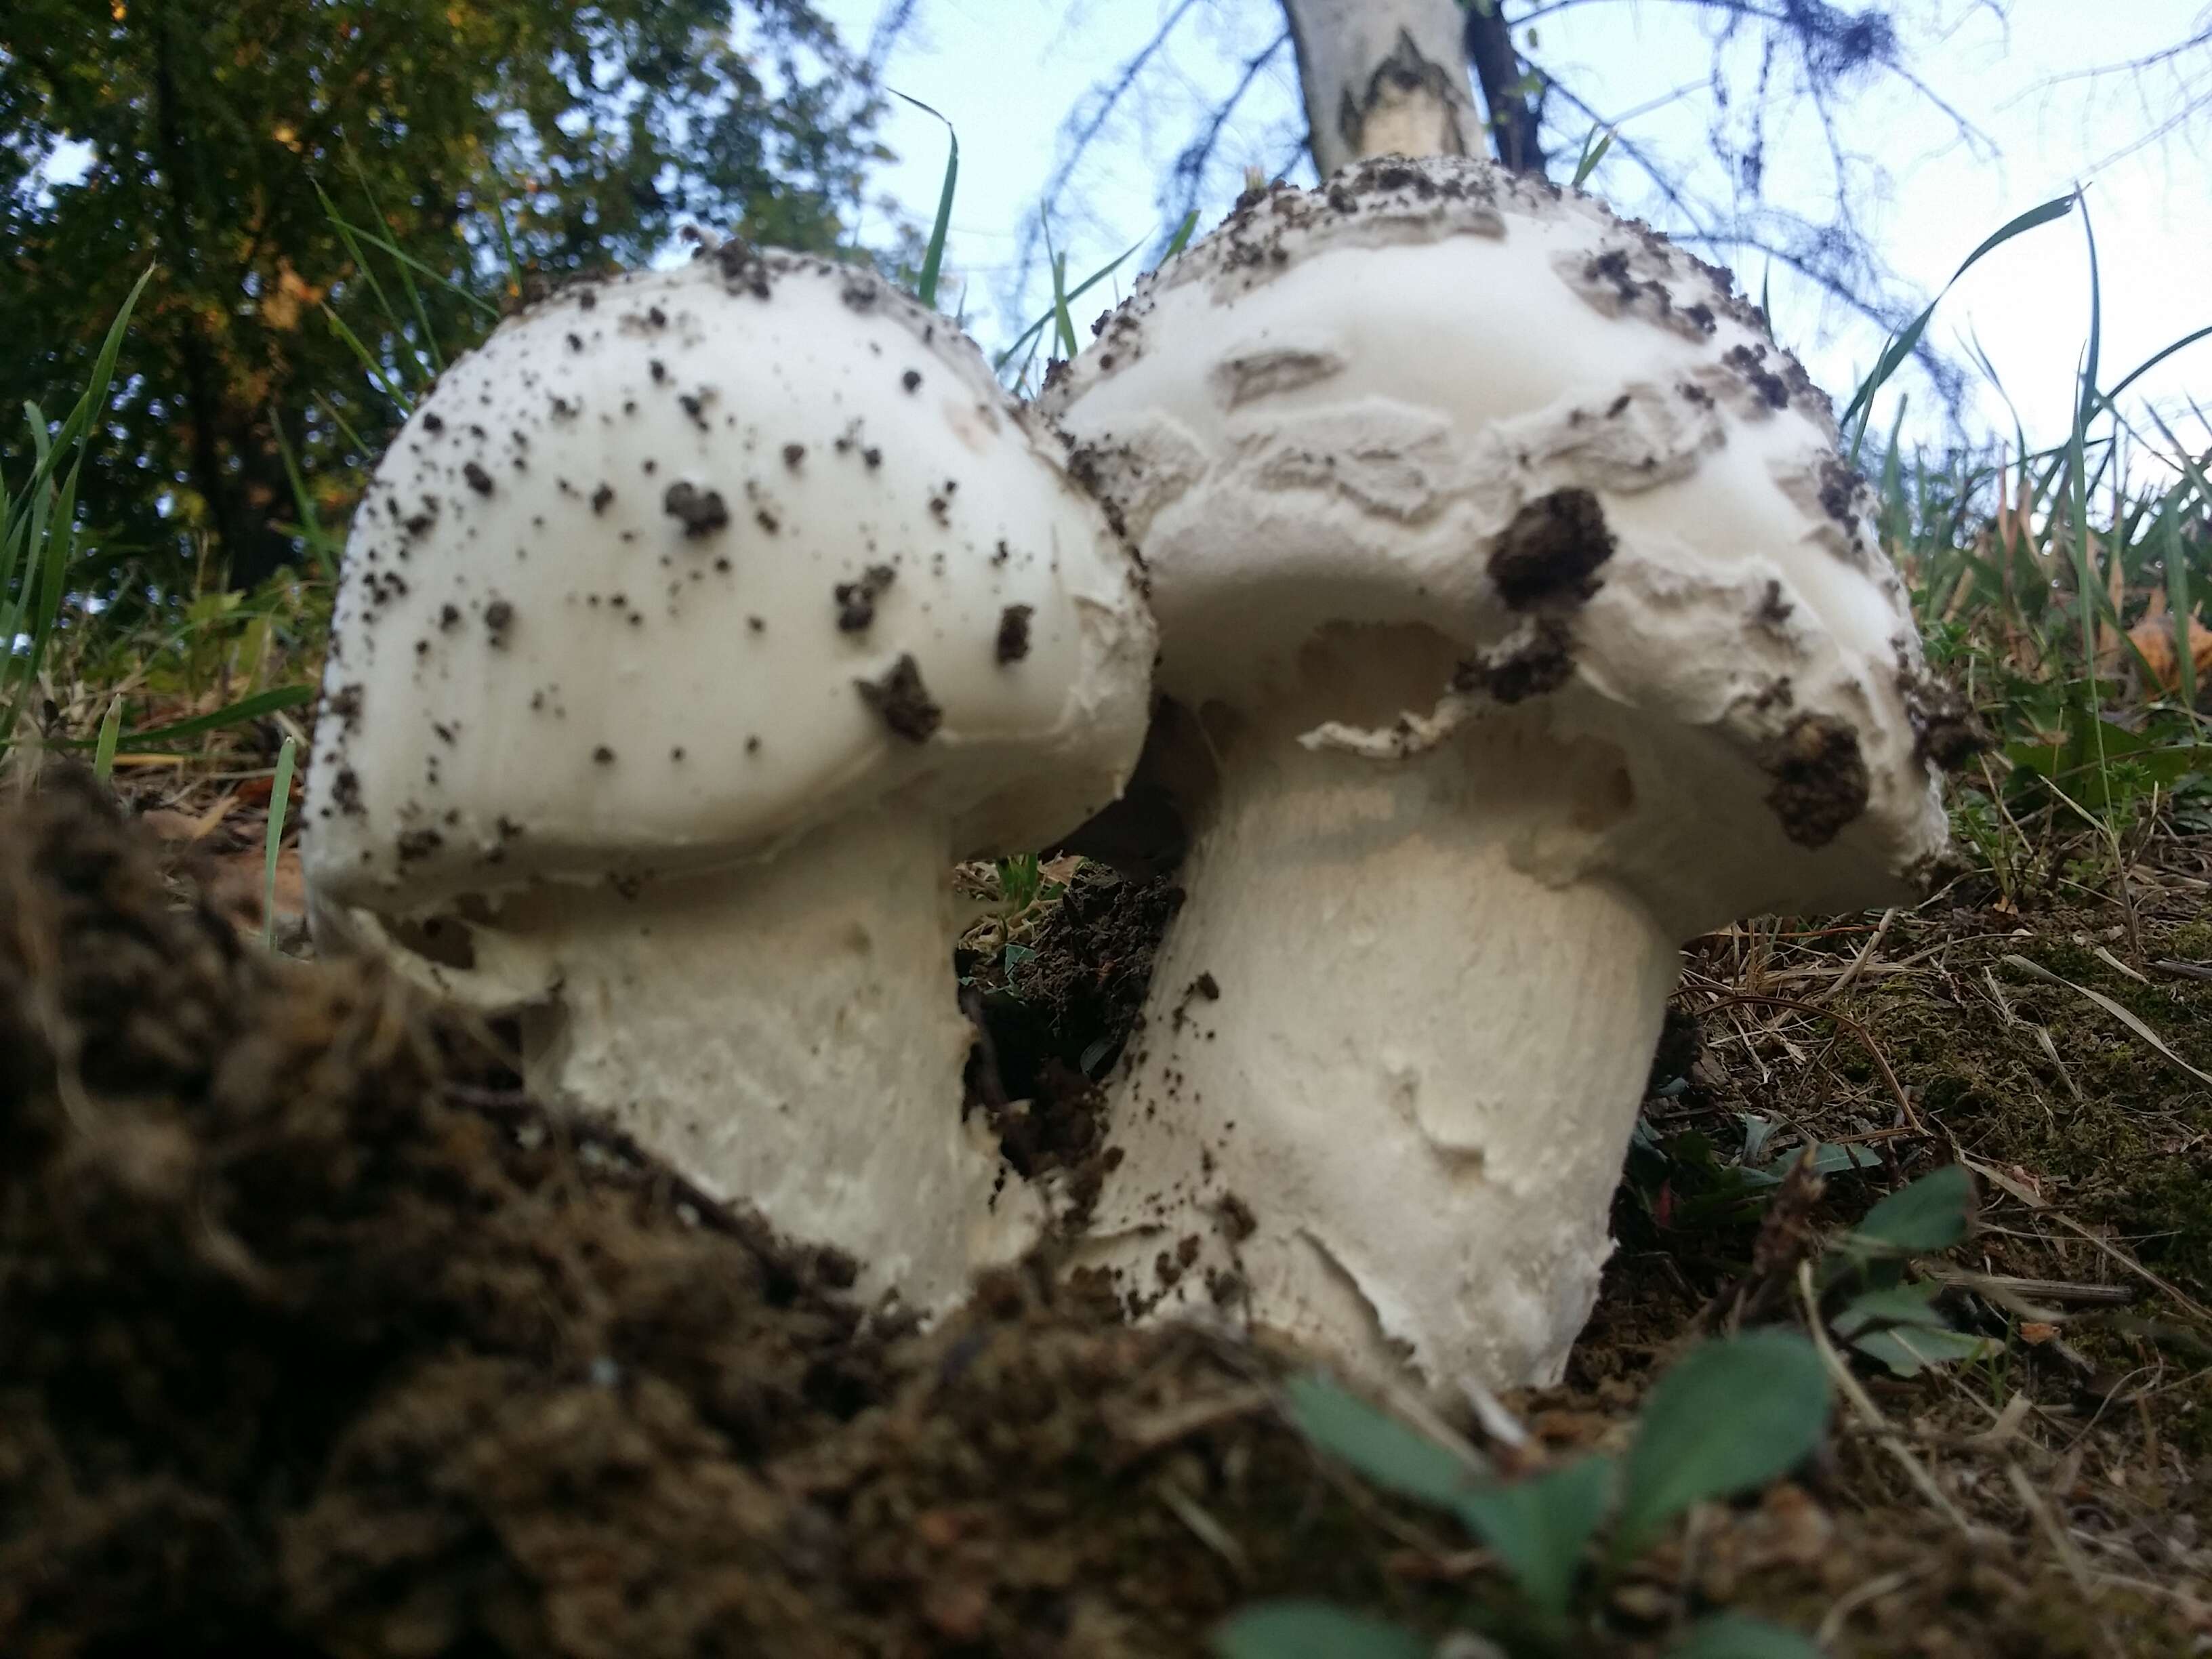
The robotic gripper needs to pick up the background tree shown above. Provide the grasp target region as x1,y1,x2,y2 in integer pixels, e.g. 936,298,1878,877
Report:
1,0,887,594
1007,1,2026,424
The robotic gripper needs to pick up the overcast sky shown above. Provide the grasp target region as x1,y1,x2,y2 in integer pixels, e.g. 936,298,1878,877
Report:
820,0,2211,478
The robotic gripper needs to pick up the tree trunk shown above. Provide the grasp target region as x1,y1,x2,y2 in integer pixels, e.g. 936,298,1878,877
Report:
1279,0,1476,178
1460,2,1546,174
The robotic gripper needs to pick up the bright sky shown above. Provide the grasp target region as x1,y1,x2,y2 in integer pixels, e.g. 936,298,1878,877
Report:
821,0,2212,476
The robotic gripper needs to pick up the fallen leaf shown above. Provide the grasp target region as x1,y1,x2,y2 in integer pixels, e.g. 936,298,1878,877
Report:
2127,610,2212,695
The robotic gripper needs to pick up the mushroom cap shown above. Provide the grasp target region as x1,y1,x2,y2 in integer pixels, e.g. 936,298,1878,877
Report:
306,249,1154,909
1041,157,1960,937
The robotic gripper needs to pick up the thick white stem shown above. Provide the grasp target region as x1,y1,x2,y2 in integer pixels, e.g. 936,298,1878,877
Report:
415,812,1037,1316
1280,0,1476,178
1073,701,1678,1395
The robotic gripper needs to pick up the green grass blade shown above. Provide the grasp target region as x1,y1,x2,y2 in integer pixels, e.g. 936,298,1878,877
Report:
1,266,152,552
92,695,123,783
480,159,526,298
1839,193,2076,443
991,236,1142,374
343,142,444,372
268,404,340,580
316,182,422,389
1050,253,1080,361
312,391,373,460
1572,125,1615,188
2066,197,2112,821
49,683,319,750
321,302,412,413
888,91,959,310
2167,497,2200,718
261,734,298,948
320,213,501,317
1160,207,1201,261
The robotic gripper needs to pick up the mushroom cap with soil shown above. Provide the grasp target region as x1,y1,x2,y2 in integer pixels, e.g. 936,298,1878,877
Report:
304,245,1156,1317
1040,156,1969,1394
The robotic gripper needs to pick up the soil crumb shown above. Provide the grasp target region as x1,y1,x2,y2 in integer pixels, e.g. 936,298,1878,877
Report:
1488,487,1616,611
855,653,942,742
1757,710,1870,846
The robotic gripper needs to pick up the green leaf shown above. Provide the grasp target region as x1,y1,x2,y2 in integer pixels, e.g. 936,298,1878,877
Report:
1453,1456,1614,1617
1210,1601,1427,1659
1834,1284,1996,1376
1830,1281,1949,1338
1614,1332,1831,1559
1848,1324,1997,1378
1847,1165,1975,1258
1666,1612,1825,1658
1282,1372,1474,1511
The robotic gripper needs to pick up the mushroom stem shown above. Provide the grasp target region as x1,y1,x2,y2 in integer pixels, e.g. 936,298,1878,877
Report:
414,810,1036,1315
1073,691,1679,1393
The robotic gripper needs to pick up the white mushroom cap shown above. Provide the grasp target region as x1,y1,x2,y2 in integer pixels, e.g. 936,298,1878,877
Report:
1039,157,1970,1395
308,247,1151,914
302,247,1155,1319
1046,157,1963,937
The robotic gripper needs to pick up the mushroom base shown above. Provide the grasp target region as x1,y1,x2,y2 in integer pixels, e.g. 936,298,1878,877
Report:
333,813,1040,1318
1068,697,1679,1396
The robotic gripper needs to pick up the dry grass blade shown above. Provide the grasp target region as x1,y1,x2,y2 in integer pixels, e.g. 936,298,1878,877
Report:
1797,1262,1971,1533
1999,953,2212,1088
1700,991,1925,1132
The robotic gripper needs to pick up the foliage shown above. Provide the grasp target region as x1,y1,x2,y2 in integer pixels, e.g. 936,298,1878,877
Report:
1225,1159,1994,1654
1,0,887,593
1818,1165,1995,1378
1234,1331,1833,1656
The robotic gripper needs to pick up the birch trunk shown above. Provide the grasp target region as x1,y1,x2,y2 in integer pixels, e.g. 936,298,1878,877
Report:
1280,0,1477,178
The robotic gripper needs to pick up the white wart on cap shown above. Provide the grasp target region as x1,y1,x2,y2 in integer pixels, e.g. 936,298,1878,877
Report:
1040,156,1971,1394
305,244,1155,1317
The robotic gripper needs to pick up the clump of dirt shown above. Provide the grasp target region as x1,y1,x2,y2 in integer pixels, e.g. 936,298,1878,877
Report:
0,771,882,1654
962,863,1185,1216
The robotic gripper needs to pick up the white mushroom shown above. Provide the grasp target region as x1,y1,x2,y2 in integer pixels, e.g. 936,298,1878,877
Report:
1041,158,1969,1393
304,247,1155,1317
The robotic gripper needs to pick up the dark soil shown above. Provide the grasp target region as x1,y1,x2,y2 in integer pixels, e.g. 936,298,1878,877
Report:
4,775,2208,1656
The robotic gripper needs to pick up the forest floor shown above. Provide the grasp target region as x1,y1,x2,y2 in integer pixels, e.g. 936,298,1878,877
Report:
3,741,2209,1658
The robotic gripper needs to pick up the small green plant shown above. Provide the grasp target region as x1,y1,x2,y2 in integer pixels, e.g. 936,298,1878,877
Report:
1818,1164,1994,1377
1,268,152,764
1217,1330,1833,1658
998,852,1046,915
1220,1165,1986,1658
